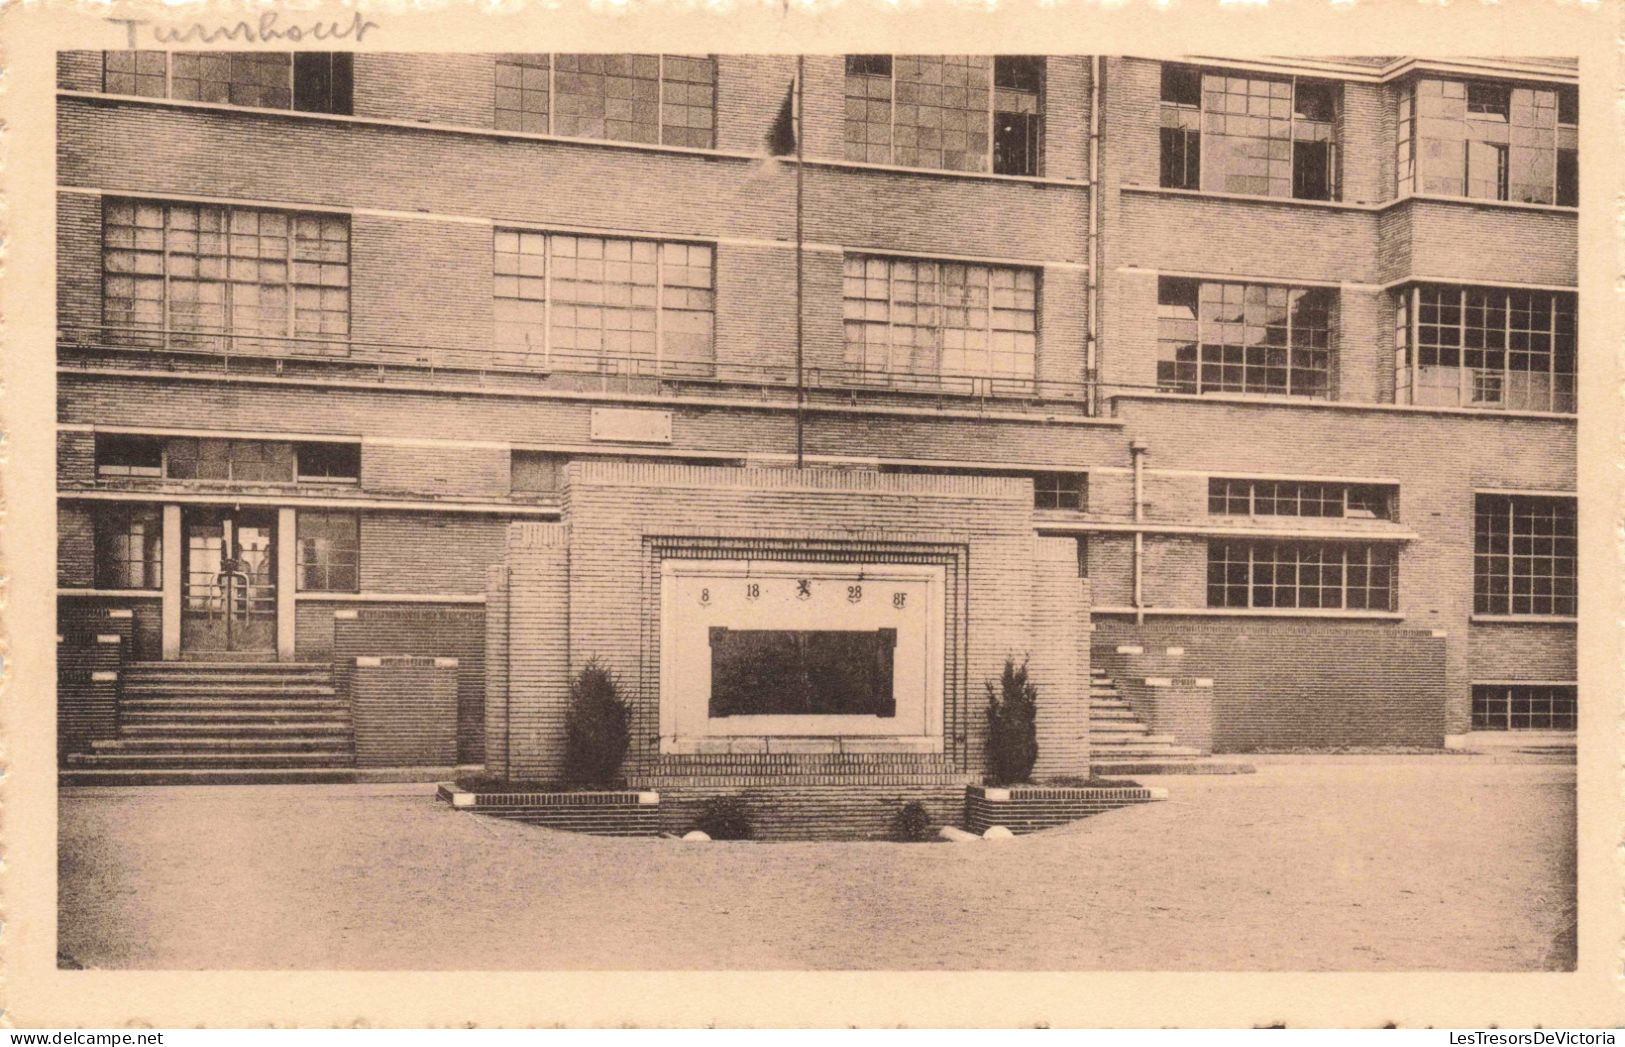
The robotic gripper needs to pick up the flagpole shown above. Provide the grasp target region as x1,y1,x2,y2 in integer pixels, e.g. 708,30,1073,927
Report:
794,54,806,470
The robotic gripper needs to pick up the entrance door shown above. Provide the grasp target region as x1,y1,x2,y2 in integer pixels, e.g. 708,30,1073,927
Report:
181,508,277,657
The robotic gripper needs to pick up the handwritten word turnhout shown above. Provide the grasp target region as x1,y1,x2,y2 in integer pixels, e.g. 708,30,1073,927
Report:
108,11,378,48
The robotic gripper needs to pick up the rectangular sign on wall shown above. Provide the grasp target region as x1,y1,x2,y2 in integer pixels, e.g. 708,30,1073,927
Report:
589,407,673,444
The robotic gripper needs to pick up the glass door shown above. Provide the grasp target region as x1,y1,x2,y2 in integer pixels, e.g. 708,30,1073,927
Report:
181,508,277,656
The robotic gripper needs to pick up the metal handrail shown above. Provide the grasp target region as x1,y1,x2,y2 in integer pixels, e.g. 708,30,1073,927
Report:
57,322,1098,408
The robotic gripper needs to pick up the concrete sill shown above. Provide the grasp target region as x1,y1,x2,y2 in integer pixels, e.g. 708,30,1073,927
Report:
1469,614,1578,625
1092,605,1406,621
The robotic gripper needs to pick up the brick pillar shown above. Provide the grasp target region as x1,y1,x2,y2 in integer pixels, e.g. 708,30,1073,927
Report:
505,523,571,782
161,504,182,659
483,564,511,779
275,507,297,661
1028,536,1091,778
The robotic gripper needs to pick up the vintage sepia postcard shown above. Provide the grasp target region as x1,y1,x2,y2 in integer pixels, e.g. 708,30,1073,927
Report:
1,0,1620,1030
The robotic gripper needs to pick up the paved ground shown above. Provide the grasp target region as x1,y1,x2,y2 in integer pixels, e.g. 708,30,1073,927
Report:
58,760,1575,971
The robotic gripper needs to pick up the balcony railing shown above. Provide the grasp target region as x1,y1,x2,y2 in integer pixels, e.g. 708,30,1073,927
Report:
58,323,1097,414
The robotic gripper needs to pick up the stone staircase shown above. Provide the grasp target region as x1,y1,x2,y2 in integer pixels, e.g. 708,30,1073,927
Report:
1089,666,1206,769
60,662,356,785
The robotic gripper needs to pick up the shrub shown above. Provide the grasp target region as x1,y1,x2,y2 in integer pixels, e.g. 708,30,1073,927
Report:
985,656,1039,786
562,660,630,789
694,796,754,840
888,800,934,842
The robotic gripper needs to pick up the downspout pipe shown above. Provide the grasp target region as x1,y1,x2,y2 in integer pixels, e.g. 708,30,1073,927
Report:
1130,440,1148,625
1087,55,1102,416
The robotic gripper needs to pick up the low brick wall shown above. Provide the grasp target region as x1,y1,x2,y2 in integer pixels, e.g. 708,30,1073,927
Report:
58,634,124,758
654,782,970,841
437,785,661,836
330,604,487,765
963,783,1167,835
1093,620,1449,751
352,656,458,768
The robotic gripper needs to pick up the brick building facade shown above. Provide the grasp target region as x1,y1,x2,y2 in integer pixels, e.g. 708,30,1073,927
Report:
56,53,1579,784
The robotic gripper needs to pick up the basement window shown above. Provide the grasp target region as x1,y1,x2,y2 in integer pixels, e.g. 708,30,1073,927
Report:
1471,684,1576,731
95,434,163,478
295,442,360,483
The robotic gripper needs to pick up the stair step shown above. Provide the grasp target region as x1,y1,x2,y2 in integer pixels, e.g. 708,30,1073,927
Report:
94,737,352,752
1090,723,1152,737
60,768,359,786
124,683,337,695
1094,732,1179,746
1089,701,1135,712
123,698,347,711
66,751,354,768
1094,746,1205,759
128,662,330,672
120,722,351,736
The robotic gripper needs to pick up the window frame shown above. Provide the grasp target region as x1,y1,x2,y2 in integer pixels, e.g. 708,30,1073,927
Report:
1156,276,1337,399
1032,471,1086,512
1206,477,1396,521
1400,76,1575,206
294,442,361,484
842,54,1047,176
1206,539,1398,612
93,503,164,591
94,433,164,479
1471,683,1576,731
1395,284,1576,413
295,509,360,593
102,198,351,349
1158,64,1342,202
493,54,717,149
101,51,354,115
842,253,1041,390
1472,494,1577,618
491,228,717,375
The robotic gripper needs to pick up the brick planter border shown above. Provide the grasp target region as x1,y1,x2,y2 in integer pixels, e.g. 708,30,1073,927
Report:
436,784,661,836
964,783,1168,835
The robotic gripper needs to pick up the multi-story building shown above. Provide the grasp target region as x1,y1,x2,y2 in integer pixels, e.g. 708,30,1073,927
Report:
55,53,1578,804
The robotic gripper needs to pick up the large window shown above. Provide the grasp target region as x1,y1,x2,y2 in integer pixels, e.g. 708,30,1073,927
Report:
844,255,1038,386
492,230,714,374
1208,540,1396,611
165,439,296,483
102,52,353,114
1159,65,1341,201
1208,478,1395,520
843,55,1044,176
296,511,359,592
103,200,349,347
1472,684,1576,731
1157,278,1335,398
1473,494,1576,617
493,54,716,148
1398,78,1576,205
94,505,162,590
1394,285,1576,412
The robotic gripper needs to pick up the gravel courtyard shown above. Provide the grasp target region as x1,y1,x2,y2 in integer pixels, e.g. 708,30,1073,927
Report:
58,759,1575,971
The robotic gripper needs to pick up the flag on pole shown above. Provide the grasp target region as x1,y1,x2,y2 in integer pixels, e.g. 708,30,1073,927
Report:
767,78,797,156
